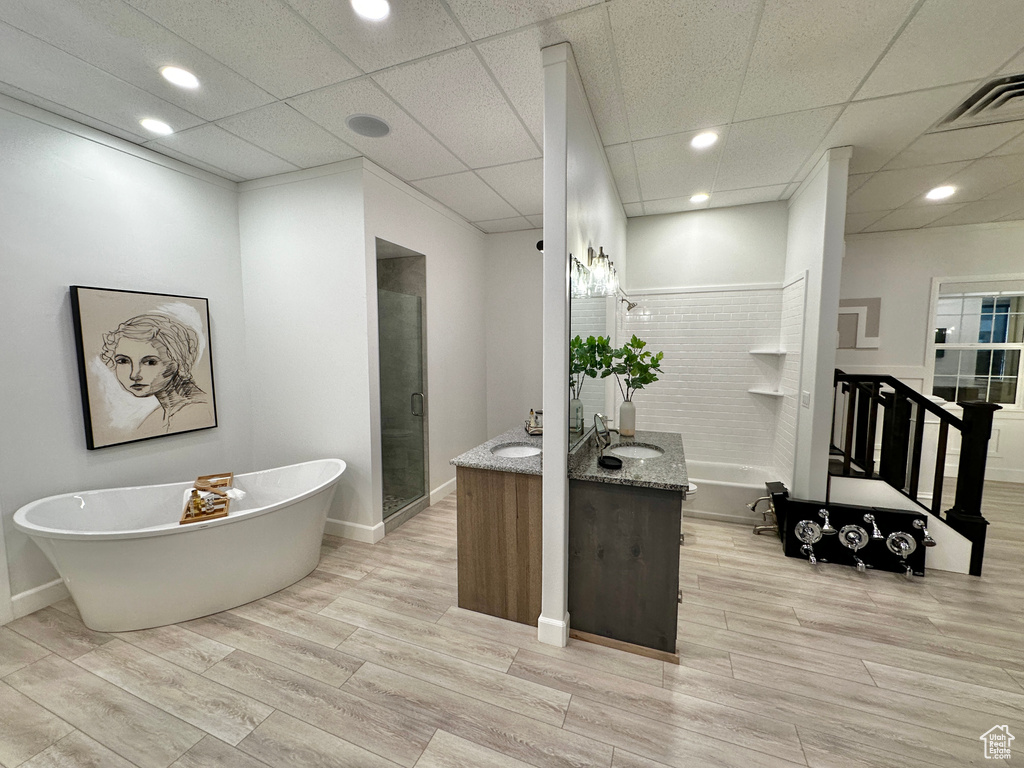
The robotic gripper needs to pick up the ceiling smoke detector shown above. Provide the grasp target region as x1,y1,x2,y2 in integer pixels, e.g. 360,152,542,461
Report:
930,74,1024,133
345,114,391,138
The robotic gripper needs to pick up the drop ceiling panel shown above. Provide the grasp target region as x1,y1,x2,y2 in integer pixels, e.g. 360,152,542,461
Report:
284,0,466,73
0,21,204,141
476,7,630,146
861,203,964,233
884,122,1024,170
373,48,539,168
603,143,641,204
475,159,543,215
526,214,543,228
845,161,970,213
926,198,1024,227
940,154,1024,202
474,216,534,233
150,124,297,179
847,173,871,195
988,130,1024,157
217,102,360,168
609,0,761,140
289,78,466,180
733,0,917,121
845,210,888,234
414,171,520,221
1000,48,1024,75
623,203,644,218
644,196,710,216
123,0,361,99
856,0,1024,100
715,106,842,190
143,142,247,182
0,81,142,143
983,178,1024,201
0,0,275,121
444,0,603,41
632,130,724,200
708,185,788,209
796,83,978,178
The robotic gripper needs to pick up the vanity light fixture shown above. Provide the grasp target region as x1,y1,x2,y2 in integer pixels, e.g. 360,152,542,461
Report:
160,66,199,89
691,131,718,149
690,193,710,203
926,185,956,200
351,0,390,20
139,118,173,136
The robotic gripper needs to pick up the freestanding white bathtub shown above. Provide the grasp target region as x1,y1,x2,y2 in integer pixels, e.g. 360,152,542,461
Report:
13,459,345,632
684,461,778,526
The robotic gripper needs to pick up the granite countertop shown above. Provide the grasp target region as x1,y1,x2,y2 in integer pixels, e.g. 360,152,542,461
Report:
569,429,688,493
449,426,542,476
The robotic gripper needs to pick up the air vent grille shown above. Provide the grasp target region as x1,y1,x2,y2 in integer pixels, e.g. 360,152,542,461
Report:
930,74,1024,133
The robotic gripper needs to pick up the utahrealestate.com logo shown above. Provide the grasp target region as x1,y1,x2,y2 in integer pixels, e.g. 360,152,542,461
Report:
980,725,1014,760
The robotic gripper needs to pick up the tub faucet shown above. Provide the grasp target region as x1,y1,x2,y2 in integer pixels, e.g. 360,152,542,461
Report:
593,413,618,453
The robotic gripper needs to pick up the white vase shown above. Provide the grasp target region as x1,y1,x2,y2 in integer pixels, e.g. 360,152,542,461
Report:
569,398,584,433
619,400,636,437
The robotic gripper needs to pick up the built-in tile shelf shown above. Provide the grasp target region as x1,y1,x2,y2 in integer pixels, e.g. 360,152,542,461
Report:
748,388,785,397
749,349,787,356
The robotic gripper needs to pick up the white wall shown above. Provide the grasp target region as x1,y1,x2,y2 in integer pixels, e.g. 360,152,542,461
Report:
485,229,544,437
785,147,851,499
362,163,489,506
238,162,376,538
625,203,789,292
840,220,1024,482
0,98,254,616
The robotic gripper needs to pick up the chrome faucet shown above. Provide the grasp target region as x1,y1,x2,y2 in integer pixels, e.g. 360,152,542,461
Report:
593,413,619,453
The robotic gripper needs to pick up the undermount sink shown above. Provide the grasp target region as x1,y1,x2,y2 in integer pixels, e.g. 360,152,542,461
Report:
491,443,541,458
608,444,664,459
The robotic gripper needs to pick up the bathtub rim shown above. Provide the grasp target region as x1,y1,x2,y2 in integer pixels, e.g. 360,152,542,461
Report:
13,458,345,542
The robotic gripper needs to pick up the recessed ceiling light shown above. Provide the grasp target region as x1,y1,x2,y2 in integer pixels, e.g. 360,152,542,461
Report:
691,131,718,149
351,0,390,20
926,185,956,200
139,118,173,136
160,66,199,89
346,113,391,138
690,193,710,203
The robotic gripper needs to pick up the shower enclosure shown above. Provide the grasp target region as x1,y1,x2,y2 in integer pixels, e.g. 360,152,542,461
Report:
376,239,429,529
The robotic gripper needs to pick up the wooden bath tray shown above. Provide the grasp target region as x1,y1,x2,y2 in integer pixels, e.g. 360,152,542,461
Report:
180,472,233,525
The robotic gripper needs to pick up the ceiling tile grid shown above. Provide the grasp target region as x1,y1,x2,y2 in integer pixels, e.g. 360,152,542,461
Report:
373,47,540,168
2,0,1024,233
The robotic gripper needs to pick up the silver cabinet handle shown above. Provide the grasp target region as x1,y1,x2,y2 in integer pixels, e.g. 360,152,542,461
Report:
411,392,424,417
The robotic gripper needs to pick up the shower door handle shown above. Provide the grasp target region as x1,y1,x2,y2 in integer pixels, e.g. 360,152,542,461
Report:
411,392,424,417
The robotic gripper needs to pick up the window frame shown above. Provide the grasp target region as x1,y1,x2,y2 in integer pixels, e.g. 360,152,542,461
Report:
927,274,1024,412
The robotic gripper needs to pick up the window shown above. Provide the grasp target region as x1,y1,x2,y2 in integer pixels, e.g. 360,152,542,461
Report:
932,283,1024,408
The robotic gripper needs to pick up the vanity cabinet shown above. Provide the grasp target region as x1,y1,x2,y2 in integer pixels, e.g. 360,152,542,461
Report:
456,466,542,626
569,478,682,658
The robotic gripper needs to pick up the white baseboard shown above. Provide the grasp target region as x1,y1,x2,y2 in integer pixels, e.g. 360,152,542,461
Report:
430,477,457,505
537,613,569,647
325,518,385,544
11,579,69,620
984,467,1024,484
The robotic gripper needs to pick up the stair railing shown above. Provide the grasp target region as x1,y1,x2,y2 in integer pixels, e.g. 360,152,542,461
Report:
832,369,1000,576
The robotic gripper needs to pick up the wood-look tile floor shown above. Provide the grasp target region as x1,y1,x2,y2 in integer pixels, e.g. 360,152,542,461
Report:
2,481,1022,767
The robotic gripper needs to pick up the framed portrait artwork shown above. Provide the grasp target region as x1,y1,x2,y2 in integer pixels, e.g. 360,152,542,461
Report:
70,286,218,449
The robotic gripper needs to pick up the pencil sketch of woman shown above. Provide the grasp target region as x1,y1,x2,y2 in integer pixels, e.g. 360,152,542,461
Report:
101,313,214,434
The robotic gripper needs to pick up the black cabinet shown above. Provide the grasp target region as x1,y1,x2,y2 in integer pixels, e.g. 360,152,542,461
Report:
568,479,681,656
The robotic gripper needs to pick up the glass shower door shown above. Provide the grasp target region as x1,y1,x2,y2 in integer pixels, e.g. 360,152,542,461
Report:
378,289,427,518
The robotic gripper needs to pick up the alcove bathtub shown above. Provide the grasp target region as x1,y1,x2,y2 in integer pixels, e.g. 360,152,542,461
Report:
13,458,345,632
683,461,777,525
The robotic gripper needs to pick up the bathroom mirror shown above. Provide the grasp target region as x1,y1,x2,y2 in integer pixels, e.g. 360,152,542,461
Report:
569,293,614,451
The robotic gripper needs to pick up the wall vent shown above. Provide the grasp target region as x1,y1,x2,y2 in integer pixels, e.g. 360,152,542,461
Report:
929,74,1024,133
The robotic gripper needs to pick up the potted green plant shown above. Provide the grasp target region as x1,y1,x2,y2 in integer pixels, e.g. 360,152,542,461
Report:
602,334,664,437
569,335,611,432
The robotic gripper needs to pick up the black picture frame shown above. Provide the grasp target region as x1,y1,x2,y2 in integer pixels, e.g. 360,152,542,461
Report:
70,286,218,449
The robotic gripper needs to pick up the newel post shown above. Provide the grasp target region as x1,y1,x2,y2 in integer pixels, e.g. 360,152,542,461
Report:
945,401,1001,576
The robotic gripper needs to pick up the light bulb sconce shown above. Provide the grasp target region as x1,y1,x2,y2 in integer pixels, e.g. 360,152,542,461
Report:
570,245,618,298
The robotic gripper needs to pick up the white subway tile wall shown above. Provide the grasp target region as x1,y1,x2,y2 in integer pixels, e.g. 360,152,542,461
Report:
772,278,805,486
617,288,801,468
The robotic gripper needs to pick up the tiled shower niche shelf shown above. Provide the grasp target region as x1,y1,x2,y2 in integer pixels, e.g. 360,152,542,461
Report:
749,349,787,355
748,388,785,397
